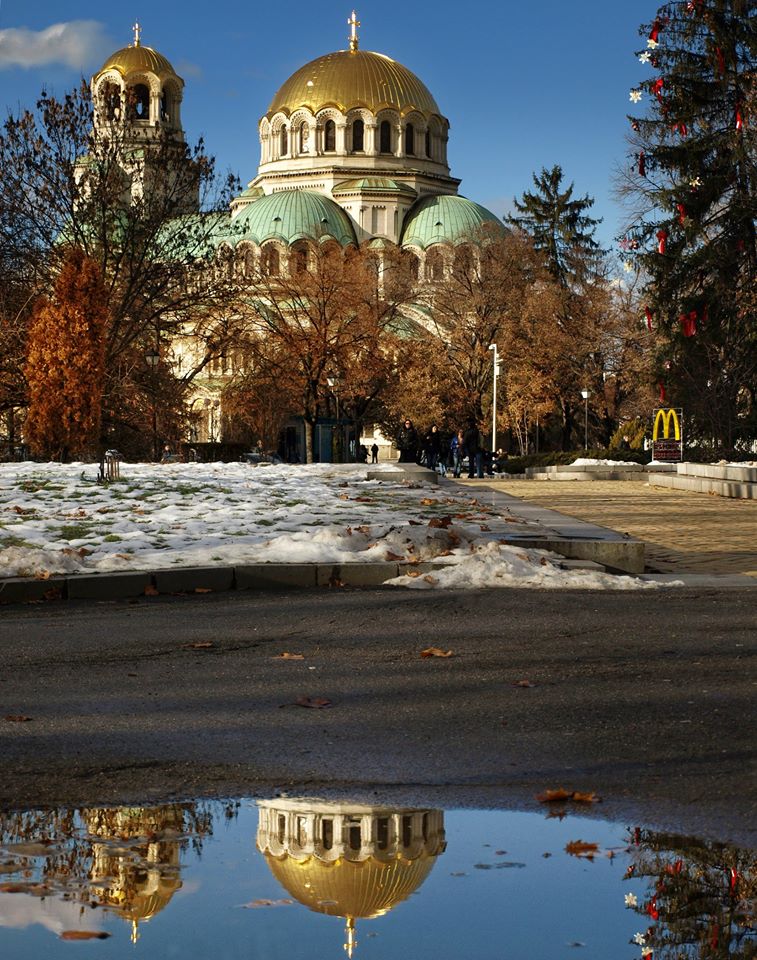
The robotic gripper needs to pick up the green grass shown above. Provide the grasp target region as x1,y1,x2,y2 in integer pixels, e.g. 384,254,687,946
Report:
102,534,122,542
0,536,36,548
57,524,92,540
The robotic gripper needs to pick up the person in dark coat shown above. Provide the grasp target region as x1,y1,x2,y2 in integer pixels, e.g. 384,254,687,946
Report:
396,418,419,463
463,419,483,478
423,424,442,471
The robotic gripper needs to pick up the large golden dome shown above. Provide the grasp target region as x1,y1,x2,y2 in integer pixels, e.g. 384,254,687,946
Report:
264,852,438,919
267,49,441,118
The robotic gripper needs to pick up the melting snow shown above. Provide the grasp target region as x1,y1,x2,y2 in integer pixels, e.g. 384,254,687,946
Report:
0,460,669,590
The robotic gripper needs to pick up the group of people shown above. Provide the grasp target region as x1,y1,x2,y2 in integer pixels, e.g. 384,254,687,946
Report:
396,418,497,478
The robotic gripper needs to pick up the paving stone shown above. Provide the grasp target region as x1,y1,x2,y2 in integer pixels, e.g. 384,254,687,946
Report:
235,564,317,589
152,566,236,594
0,577,66,605
66,572,154,600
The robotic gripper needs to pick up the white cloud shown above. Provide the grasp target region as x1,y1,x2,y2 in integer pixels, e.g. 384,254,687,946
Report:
0,20,112,71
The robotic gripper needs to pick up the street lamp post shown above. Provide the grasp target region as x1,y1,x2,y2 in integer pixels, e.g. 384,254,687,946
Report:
580,389,590,451
145,345,160,461
488,343,499,455
327,375,342,463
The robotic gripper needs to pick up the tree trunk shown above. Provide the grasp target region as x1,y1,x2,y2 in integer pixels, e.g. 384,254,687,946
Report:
303,418,314,464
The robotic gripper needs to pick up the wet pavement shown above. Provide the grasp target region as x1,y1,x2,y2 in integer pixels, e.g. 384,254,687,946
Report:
1,798,754,959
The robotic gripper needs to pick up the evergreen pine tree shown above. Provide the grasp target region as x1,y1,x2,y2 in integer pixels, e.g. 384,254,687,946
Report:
507,164,603,283
623,0,756,451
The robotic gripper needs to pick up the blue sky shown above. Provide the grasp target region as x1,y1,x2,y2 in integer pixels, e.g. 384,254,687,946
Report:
0,0,653,250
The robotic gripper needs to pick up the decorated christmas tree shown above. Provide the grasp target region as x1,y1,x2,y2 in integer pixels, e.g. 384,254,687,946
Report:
622,0,756,452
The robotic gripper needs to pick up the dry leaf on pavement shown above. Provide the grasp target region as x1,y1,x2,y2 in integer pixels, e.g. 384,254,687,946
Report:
565,840,600,859
294,697,332,709
420,647,454,659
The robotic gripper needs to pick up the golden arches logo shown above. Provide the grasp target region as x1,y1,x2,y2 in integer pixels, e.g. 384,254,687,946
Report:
653,408,681,441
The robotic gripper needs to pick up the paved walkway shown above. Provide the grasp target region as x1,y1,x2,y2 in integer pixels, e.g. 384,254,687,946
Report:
457,479,757,577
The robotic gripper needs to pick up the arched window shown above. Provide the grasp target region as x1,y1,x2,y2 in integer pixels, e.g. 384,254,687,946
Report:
128,83,150,120
280,125,288,156
453,244,475,278
298,123,309,153
402,251,420,281
261,246,280,277
100,82,121,121
291,245,309,274
426,249,445,281
379,120,392,154
324,119,336,152
352,118,364,152
404,123,415,156
425,128,431,159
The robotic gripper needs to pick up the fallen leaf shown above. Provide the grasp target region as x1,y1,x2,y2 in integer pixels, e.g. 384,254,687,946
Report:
183,641,214,649
420,498,439,506
513,679,535,688
479,524,491,531
420,647,454,658
428,515,452,528
406,571,422,578
115,553,131,560
539,556,550,566
144,584,159,596
275,652,304,660
34,570,51,581
328,577,345,588
194,587,213,594
59,931,111,940
536,788,602,804
385,551,405,561
295,697,332,709
423,575,439,585
242,898,293,909
571,791,602,804
536,788,574,803
4,715,32,723
565,840,600,859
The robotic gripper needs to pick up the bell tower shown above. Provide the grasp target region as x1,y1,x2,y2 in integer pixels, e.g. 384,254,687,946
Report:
86,23,198,213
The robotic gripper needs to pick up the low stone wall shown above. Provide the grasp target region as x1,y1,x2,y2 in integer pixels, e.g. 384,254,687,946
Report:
524,463,674,482
648,462,757,500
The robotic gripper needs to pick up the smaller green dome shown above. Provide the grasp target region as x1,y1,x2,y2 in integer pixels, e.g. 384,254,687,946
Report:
333,177,417,198
400,195,504,249
222,191,357,247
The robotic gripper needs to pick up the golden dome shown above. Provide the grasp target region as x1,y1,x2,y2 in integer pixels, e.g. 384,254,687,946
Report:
264,852,437,919
98,43,179,79
267,49,441,118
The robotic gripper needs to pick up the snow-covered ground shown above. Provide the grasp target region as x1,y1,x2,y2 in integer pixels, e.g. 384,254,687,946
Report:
0,460,670,590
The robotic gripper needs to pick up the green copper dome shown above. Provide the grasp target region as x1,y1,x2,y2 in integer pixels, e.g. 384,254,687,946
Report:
400,195,504,249
225,191,357,247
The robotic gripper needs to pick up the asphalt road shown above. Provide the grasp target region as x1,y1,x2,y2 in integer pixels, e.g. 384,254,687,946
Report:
1,586,755,846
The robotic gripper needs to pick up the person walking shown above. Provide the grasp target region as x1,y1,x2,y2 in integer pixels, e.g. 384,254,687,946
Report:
370,442,379,463
424,424,442,472
463,419,483,478
450,430,464,477
396,418,419,463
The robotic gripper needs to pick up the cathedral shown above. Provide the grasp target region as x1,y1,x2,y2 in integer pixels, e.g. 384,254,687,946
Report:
89,15,504,456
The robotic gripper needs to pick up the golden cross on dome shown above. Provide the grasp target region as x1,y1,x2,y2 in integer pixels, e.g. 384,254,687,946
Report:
348,10,360,52
132,20,142,47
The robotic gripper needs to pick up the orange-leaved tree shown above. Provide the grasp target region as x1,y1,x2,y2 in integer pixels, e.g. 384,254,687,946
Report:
25,248,108,460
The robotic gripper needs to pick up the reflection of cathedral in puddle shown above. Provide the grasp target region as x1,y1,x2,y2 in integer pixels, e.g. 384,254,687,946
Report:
257,800,446,956
83,806,188,943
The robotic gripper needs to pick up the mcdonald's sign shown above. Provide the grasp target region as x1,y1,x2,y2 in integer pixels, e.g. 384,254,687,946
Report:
652,408,683,461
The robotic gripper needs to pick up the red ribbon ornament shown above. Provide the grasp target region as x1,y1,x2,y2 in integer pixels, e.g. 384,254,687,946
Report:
646,897,659,921
645,307,653,331
652,77,665,103
729,868,739,892
672,121,688,137
679,310,697,337
735,104,744,130
686,0,703,13
638,151,646,177
649,18,664,43
676,203,687,225
656,229,668,254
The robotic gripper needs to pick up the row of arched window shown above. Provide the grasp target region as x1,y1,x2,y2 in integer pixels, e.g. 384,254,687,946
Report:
266,116,446,163
402,244,480,282
96,79,181,127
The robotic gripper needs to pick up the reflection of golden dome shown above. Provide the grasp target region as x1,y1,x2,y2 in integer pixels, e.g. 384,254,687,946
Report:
98,44,179,79
265,852,437,919
267,50,441,118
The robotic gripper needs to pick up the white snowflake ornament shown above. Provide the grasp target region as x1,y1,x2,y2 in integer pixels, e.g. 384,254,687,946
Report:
630,90,643,103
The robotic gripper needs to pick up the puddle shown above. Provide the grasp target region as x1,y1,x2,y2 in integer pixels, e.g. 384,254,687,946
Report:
0,798,753,958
